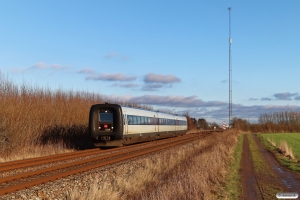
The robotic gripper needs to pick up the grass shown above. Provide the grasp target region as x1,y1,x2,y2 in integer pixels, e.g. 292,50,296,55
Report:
260,133,300,160
221,133,243,200
68,130,239,200
258,133,300,172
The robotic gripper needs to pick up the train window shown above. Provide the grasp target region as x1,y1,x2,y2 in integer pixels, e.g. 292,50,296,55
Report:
141,116,145,124
132,116,136,125
178,120,187,125
127,115,133,125
141,116,144,124
99,110,113,123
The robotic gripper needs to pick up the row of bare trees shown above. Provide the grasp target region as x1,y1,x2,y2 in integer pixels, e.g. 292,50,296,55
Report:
257,111,300,132
231,111,300,133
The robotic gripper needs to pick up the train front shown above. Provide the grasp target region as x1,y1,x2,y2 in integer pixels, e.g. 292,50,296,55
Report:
89,103,124,146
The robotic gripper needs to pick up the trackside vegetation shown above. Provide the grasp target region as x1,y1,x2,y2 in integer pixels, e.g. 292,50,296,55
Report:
258,133,300,172
221,133,243,200
68,129,239,200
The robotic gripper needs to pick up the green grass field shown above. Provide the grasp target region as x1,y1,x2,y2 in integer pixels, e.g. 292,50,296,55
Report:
260,133,300,160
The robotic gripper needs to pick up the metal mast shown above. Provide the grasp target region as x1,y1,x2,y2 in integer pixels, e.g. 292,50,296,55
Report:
228,7,232,127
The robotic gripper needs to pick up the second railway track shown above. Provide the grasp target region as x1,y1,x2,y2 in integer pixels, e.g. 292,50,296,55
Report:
0,132,209,196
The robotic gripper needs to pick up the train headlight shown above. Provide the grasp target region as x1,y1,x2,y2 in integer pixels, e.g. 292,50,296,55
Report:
111,126,114,130
98,126,101,130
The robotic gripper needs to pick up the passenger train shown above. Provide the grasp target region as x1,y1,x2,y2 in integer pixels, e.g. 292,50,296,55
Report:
89,103,188,147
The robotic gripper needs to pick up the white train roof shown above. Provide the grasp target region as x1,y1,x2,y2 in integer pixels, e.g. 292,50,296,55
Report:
120,106,186,120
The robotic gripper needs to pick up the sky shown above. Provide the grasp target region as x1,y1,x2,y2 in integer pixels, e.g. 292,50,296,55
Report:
1,1,300,125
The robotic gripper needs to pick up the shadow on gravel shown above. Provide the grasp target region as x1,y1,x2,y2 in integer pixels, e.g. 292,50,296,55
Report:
38,124,95,150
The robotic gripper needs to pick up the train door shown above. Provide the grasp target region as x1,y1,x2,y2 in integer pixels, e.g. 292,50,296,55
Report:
175,116,178,131
155,113,159,132
123,113,128,135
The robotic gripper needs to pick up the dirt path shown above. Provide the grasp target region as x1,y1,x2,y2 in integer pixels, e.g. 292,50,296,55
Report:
241,134,300,199
240,134,263,200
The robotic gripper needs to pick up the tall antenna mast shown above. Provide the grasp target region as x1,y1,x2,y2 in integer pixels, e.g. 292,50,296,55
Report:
228,7,232,127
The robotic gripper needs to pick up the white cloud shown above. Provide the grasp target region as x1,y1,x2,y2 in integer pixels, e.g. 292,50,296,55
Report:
106,94,226,108
273,92,298,100
104,52,118,59
103,52,130,61
78,67,95,75
10,62,70,73
250,92,300,101
144,73,181,84
111,83,139,88
86,73,137,82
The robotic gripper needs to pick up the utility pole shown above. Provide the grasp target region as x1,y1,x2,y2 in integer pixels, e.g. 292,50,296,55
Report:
228,7,232,127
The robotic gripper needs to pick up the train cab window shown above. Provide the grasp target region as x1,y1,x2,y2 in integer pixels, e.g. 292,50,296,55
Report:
99,110,113,123
98,109,114,132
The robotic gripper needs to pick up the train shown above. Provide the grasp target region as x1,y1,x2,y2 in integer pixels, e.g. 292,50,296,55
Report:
89,103,188,147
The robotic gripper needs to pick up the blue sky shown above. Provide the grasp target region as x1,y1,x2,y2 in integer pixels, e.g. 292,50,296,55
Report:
1,1,300,124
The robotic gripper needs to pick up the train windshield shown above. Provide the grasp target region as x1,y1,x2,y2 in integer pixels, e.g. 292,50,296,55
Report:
99,110,113,123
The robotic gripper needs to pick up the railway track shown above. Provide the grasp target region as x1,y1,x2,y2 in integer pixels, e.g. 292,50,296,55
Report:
0,132,208,196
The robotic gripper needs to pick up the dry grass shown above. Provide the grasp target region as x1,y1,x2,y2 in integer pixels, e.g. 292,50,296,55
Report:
266,137,276,147
69,130,239,200
278,140,295,160
0,141,75,163
0,72,104,161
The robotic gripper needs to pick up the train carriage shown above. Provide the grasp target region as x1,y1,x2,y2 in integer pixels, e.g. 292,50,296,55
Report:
89,103,187,147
